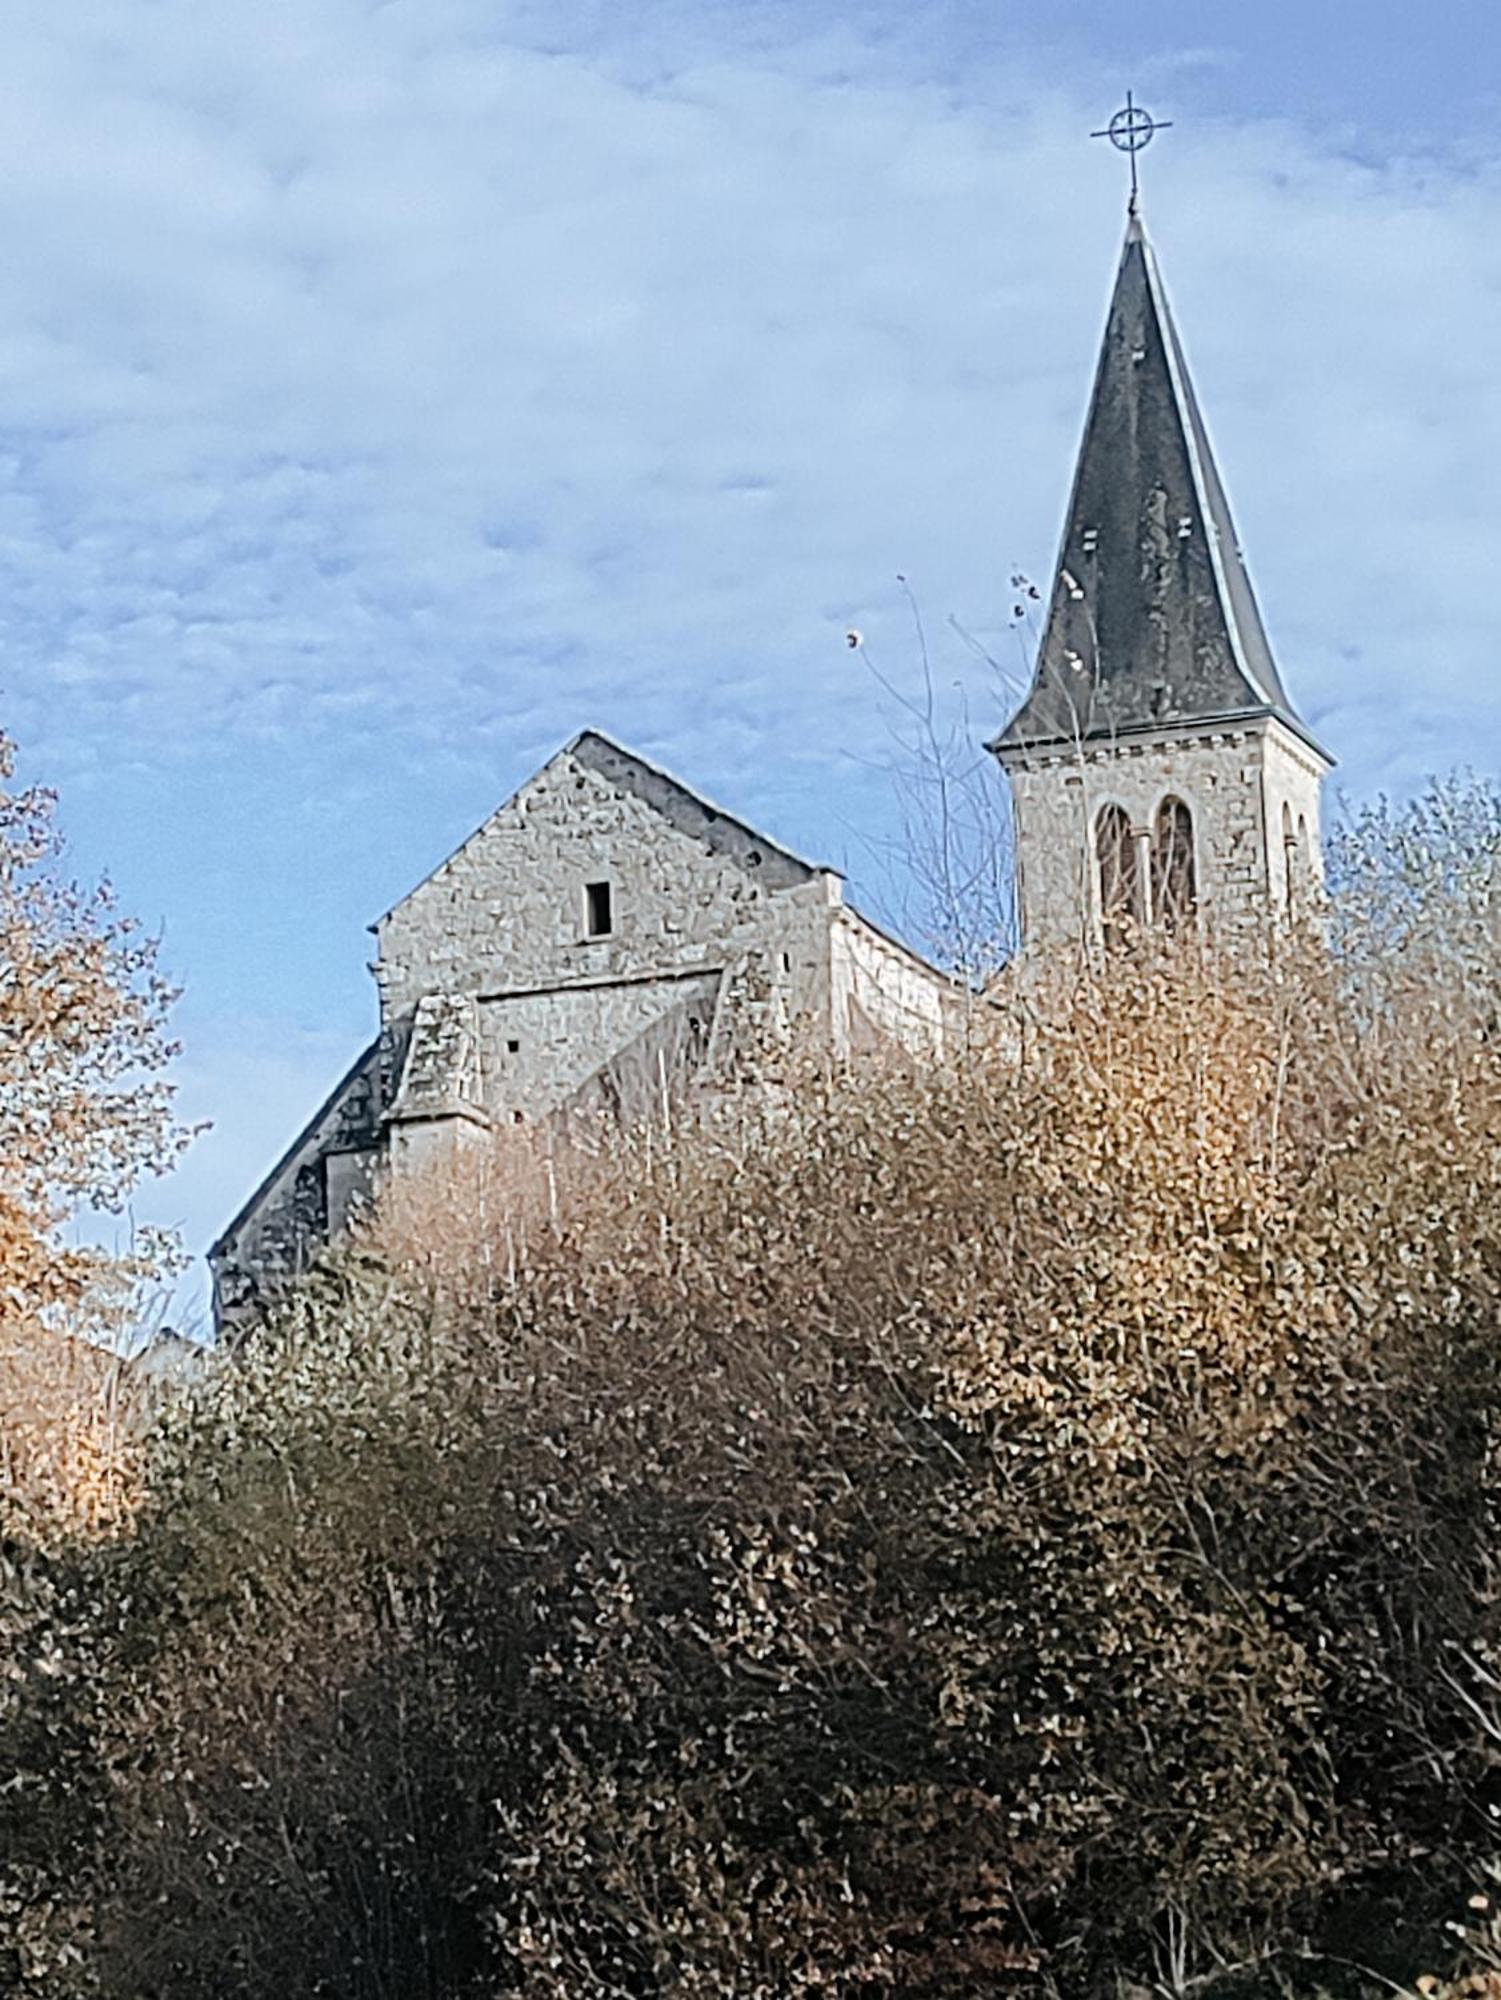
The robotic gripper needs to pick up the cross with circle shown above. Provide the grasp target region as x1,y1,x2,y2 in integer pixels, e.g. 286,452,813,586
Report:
1091,91,1172,211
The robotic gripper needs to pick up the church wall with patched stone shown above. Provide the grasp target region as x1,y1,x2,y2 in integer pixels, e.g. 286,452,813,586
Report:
212,733,958,1330
373,741,844,1124
474,972,726,1125
829,909,957,1056
1261,719,1329,913
1008,725,1301,950
211,1040,381,1324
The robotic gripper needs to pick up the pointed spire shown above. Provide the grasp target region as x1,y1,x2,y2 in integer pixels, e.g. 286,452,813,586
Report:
993,215,1322,760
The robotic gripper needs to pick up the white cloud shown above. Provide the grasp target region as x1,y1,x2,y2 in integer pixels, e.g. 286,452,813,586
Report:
0,7,1492,798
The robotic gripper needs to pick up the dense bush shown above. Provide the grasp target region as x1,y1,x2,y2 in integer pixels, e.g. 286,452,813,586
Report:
7,780,1501,1998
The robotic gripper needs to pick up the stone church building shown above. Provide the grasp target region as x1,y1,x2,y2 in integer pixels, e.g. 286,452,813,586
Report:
212,205,1332,1326
211,730,956,1323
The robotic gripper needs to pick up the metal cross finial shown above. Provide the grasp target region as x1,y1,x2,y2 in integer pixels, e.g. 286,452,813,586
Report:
1091,91,1172,211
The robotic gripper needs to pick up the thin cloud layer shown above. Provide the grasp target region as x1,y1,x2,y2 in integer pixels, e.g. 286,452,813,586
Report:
4,3,1495,792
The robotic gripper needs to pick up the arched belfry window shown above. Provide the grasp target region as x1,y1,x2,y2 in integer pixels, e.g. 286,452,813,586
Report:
1282,802,1297,910
1096,804,1139,946
1151,797,1197,931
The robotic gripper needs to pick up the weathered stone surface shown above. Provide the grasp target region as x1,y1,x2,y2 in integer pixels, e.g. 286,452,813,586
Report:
210,1039,382,1324
211,732,956,1328
1005,717,1329,952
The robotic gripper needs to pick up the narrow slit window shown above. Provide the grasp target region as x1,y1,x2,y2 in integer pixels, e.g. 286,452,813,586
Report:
584,880,613,938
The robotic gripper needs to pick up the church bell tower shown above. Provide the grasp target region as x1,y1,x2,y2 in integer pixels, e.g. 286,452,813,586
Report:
989,206,1332,952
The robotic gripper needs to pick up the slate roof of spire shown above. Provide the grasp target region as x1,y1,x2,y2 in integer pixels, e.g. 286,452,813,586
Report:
991,213,1327,761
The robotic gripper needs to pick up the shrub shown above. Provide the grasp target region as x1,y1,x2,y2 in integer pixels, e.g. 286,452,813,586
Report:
11,779,1501,1997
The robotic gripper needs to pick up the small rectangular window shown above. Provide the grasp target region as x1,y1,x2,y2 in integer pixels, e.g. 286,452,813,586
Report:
584,880,613,938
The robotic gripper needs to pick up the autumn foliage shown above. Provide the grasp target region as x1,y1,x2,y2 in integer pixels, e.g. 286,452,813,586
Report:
0,733,185,1313
6,778,1501,1996
0,727,189,1555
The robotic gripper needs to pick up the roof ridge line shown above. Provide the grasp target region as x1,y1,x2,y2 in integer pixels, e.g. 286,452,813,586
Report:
568,729,839,881
1140,237,1277,713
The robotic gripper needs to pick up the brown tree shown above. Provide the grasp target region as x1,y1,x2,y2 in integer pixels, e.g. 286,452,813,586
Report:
0,727,191,1543
0,729,187,1316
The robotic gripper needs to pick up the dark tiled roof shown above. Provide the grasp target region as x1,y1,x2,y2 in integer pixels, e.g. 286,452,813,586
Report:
992,215,1320,759
372,728,836,931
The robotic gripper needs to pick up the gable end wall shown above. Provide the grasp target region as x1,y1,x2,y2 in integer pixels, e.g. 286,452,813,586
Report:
375,748,844,1117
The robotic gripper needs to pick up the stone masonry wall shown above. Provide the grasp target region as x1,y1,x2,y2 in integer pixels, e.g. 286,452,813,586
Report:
211,1040,381,1322
213,735,960,1329
1007,719,1327,953
475,971,724,1124
1261,719,1329,914
829,911,953,1057
375,739,843,1123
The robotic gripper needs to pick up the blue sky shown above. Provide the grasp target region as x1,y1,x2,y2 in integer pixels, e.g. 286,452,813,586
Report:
11,0,1499,1324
